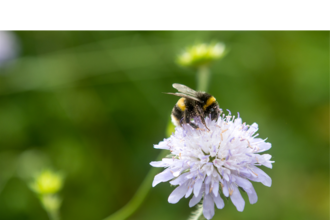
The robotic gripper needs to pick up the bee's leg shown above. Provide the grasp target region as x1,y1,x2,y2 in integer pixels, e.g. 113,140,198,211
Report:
189,122,199,129
199,116,210,131
183,110,199,129
181,109,189,126
196,105,209,131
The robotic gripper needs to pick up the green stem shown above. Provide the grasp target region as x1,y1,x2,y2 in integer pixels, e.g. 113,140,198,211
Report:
188,203,204,220
196,66,211,92
103,149,168,220
41,194,61,220
46,210,60,220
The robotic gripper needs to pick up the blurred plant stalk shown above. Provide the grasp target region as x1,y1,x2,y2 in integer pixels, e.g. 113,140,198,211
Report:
103,150,168,220
196,66,210,92
41,194,61,220
103,42,225,220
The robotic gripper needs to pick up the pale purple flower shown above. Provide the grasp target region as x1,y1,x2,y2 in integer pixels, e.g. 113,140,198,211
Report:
0,31,20,67
150,111,274,220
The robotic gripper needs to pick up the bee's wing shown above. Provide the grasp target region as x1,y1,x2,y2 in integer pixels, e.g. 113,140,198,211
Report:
165,92,203,103
172,83,199,97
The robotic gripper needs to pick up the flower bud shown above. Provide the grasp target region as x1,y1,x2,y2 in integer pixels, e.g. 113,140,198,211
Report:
177,42,226,68
30,169,63,195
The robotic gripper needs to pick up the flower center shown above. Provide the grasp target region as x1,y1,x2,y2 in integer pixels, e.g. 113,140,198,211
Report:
209,156,217,162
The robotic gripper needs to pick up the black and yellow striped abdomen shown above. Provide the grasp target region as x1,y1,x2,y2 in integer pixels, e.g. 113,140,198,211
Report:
171,98,186,127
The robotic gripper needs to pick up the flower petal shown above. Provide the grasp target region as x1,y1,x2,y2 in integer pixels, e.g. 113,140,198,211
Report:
152,169,174,187
255,154,273,168
241,166,272,187
230,186,245,212
150,159,173,167
203,193,215,220
246,185,258,204
212,194,224,209
150,161,165,167
222,181,229,197
205,183,210,195
170,173,189,186
234,175,253,194
257,142,271,152
193,178,204,197
154,140,169,149
189,190,203,207
252,166,272,187
234,117,242,125
150,158,177,168
168,183,189,204
212,180,219,197
248,123,258,136
185,186,193,198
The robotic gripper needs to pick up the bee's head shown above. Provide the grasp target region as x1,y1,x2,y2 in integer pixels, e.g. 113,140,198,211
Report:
209,105,221,121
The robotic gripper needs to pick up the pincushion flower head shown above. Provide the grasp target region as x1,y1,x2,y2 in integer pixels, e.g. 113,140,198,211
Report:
151,111,274,220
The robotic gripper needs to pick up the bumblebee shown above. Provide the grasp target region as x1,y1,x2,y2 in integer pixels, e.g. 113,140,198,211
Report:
166,83,221,130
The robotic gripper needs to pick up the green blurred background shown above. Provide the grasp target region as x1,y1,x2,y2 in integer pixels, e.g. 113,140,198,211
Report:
0,31,328,220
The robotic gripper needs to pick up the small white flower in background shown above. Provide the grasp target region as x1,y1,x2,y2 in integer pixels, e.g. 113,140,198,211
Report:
151,111,274,220
0,31,20,67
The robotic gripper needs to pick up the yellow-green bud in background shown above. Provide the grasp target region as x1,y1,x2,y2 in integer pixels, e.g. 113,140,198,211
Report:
30,169,64,195
177,42,226,68
29,169,64,220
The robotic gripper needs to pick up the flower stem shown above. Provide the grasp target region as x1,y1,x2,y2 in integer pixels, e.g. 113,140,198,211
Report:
103,149,168,220
46,210,60,220
188,203,204,220
196,66,211,92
